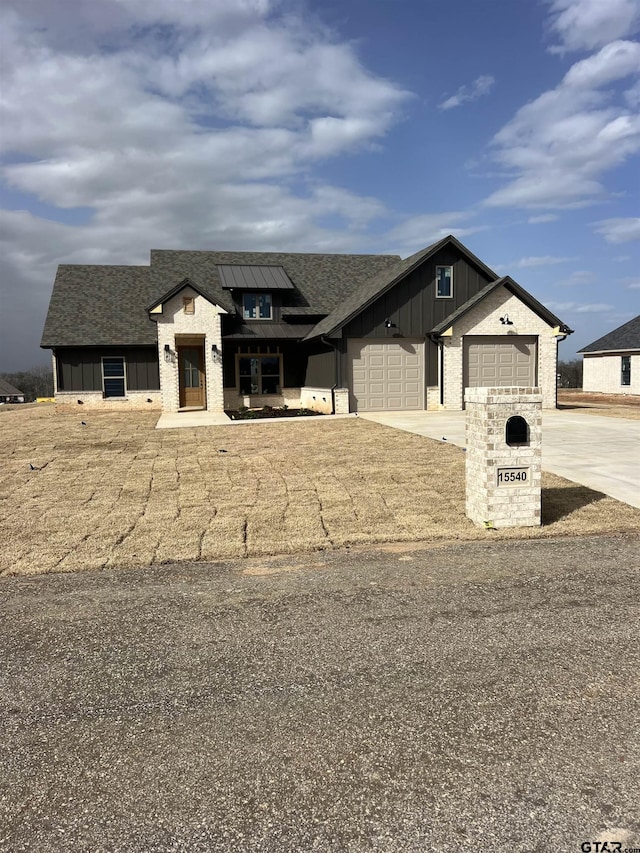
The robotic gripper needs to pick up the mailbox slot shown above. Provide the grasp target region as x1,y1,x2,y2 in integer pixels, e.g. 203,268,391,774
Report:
505,415,529,446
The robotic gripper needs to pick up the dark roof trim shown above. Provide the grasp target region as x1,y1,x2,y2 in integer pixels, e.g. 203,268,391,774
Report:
430,276,573,336
146,277,226,313
304,235,500,341
217,264,295,290
223,322,315,339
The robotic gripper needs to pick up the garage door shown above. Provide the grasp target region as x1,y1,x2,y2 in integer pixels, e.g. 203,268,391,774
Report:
464,336,537,388
348,339,424,411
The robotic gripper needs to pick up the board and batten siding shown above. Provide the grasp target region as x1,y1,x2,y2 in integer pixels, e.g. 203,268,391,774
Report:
340,248,496,388
56,347,160,392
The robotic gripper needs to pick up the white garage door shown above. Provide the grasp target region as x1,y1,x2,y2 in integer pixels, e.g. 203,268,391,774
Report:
465,336,537,388
348,339,424,411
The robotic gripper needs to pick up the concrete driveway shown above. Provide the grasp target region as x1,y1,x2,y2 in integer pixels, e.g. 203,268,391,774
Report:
360,409,640,508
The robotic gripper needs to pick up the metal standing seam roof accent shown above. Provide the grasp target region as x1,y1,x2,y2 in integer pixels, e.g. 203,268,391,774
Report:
429,277,572,336
578,314,640,353
0,377,26,396
217,264,295,290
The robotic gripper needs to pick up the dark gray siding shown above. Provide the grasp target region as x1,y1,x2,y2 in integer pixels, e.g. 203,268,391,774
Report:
305,346,335,387
342,248,495,340
56,347,159,392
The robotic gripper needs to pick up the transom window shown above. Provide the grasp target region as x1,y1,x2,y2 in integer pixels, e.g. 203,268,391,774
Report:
238,355,281,395
102,357,126,398
243,292,272,320
621,355,631,386
436,265,453,298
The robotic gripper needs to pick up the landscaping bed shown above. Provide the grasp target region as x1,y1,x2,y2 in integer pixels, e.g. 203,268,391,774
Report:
225,406,323,420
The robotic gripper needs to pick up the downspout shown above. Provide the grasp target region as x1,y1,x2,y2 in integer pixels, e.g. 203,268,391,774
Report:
428,333,444,407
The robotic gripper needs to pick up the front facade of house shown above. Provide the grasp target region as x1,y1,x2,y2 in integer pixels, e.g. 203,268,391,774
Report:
41,237,572,414
580,315,640,395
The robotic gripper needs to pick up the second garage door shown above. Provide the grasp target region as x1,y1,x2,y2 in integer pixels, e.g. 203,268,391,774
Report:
464,336,537,388
348,339,424,411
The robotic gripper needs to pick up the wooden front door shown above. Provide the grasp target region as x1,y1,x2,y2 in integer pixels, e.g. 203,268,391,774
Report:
178,346,205,408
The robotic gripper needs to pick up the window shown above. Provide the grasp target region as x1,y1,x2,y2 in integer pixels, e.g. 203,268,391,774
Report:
243,292,272,320
183,296,195,314
102,357,126,397
238,355,281,394
621,355,631,386
436,266,453,298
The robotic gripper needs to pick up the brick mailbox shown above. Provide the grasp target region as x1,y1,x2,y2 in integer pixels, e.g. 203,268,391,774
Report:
465,387,542,528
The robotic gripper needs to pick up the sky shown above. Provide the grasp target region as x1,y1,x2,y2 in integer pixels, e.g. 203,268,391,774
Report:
1,0,639,371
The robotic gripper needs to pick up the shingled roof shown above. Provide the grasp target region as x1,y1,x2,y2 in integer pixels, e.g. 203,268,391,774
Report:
41,266,157,347
578,314,640,353
0,377,25,397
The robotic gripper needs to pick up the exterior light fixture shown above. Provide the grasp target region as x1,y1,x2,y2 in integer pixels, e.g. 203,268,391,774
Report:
499,315,513,326
384,318,395,329
164,343,171,362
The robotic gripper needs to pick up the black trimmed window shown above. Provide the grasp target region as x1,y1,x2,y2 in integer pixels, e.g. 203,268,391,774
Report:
238,355,281,394
436,266,453,298
102,357,126,397
243,292,272,320
621,355,631,386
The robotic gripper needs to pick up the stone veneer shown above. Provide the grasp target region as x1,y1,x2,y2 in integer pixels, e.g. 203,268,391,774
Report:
465,386,542,529
155,286,226,412
223,387,302,411
333,388,350,415
442,286,559,410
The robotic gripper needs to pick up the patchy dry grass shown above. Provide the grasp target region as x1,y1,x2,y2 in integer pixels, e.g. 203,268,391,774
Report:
557,390,640,420
2,406,639,576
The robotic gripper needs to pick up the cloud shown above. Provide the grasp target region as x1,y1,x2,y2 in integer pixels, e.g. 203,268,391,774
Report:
547,301,615,313
509,256,575,268
528,214,559,223
439,75,495,110
383,212,488,254
547,0,640,53
557,270,596,286
485,41,640,209
592,217,640,242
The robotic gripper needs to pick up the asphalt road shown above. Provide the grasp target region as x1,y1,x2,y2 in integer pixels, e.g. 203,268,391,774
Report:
2,536,639,853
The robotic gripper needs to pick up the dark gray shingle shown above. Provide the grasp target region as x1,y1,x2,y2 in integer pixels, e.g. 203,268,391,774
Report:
579,314,640,353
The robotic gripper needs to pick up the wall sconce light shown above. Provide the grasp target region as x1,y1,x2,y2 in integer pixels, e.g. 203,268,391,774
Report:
384,318,396,329
163,343,172,363
499,315,513,326
211,343,221,362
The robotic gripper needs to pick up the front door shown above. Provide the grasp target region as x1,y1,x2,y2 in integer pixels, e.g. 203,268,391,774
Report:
178,346,205,408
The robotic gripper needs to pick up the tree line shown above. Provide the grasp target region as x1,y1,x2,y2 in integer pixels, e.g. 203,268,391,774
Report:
1,366,54,400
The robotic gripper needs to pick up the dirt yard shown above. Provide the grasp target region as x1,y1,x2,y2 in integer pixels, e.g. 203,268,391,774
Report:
558,389,640,419
2,405,639,576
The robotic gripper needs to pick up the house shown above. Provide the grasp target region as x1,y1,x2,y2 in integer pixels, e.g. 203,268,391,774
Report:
41,235,572,415
0,377,26,404
579,314,639,395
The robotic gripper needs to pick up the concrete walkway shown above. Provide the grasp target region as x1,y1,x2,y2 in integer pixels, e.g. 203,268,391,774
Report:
360,410,640,509
156,410,232,429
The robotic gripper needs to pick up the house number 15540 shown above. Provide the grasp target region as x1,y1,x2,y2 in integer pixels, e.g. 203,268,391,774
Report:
497,467,530,486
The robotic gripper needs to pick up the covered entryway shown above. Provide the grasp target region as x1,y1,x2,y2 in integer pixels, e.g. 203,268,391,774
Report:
348,339,424,411
178,344,206,409
464,336,537,389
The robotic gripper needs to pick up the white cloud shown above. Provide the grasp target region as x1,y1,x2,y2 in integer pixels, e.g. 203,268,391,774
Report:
547,0,640,53
439,75,495,110
528,214,560,223
485,40,640,209
557,270,596,285
593,217,640,242
547,301,615,313
510,256,575,268
383,212,488,254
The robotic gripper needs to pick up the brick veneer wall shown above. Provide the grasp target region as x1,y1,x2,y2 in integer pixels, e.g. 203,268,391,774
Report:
55,391,161,412
155,287,226,412
442,286,558,410
465,387,542,528
582,353,639,394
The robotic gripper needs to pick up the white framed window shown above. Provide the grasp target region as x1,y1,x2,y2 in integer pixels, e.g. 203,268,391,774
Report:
621,355,631,386
436,266,453,298
102,356,126,398
243,292,272,320
237,354,282,395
